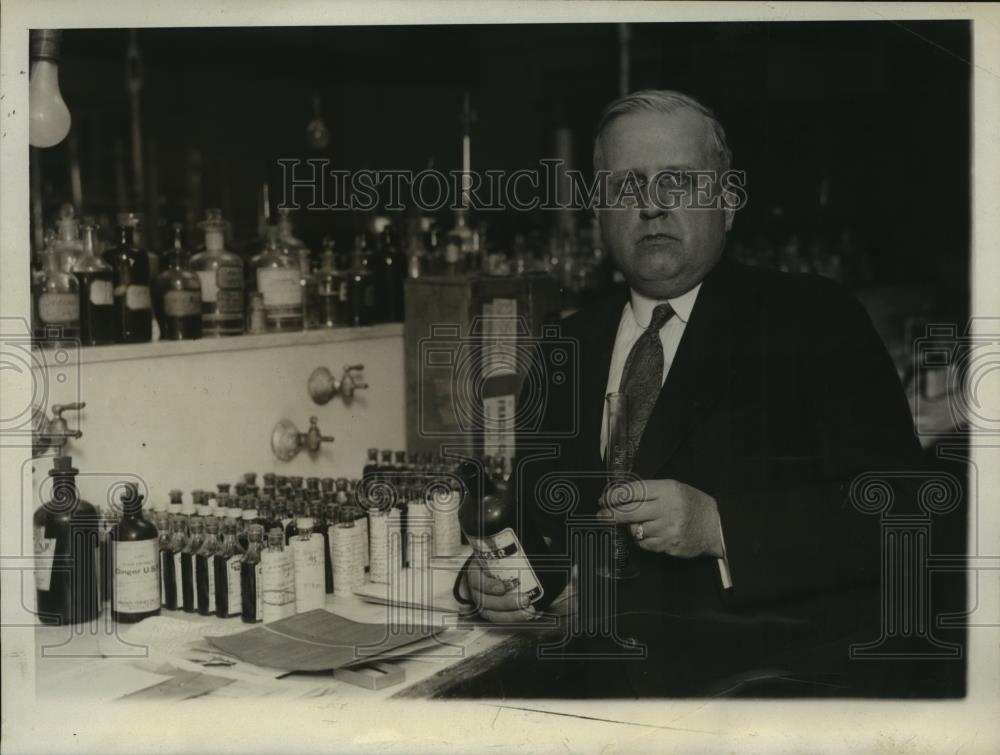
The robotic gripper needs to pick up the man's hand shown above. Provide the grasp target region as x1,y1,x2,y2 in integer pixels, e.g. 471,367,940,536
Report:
598,479,724,558
463,558,538,623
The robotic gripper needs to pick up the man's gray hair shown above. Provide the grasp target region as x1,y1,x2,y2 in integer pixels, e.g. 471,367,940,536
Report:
592,89,733,173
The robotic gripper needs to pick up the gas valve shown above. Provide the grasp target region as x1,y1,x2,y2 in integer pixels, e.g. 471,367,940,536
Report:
32,402,85,457
308,363,368,405
271,416,335,462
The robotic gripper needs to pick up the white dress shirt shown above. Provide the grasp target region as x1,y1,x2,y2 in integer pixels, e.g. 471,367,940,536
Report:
599,283,733,589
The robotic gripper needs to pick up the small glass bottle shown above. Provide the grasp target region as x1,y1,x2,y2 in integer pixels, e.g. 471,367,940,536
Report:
195,519,220,616
33,456,100,626
52,203,83,273
375,224,406,322
34,237,80,343
153,224,203,340
240,524,264,623
109,483,161,623
73,224,115,346
161,490,185,610
191,208,245,337
316,238,346,328
261,528,296,623
103,225,153,343
249,226,303,332
214,521,245,618
298,248,321,330
247,292,267,334
347,235,377,326
179,516,205,613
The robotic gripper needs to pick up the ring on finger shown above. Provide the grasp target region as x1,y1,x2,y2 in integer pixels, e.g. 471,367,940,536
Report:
632,523,645,541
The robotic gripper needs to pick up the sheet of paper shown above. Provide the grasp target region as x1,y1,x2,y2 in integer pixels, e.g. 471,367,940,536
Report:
36,659,171,702
206,609,442,672
352,562,475,614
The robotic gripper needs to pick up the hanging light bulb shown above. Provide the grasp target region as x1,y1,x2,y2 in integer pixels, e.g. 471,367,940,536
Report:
29,29,71,149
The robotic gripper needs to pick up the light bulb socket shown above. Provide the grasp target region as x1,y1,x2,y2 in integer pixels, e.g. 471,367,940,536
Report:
30,29,63,62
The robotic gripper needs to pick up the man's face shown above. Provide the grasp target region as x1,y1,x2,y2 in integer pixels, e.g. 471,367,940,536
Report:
596,109,733,299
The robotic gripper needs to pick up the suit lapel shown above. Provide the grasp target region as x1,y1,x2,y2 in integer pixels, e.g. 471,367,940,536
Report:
631,259,740,479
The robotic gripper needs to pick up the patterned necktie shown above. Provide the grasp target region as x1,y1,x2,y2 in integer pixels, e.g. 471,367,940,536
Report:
617,302,675,459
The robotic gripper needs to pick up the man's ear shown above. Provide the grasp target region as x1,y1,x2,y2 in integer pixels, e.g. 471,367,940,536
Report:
724,203,735,232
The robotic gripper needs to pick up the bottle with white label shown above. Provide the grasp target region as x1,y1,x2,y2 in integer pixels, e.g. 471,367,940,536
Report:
153,224,203,340
109,483,160,623
330,504,365,597
195,519,220,616
261,528,296,623
456,459,543,607
161,490,186,610
214,520,244,618
73,224,116,346
240,524,265,623
33,236,80,342
250,225,303,332
180,516,205,613
102,224,152,343
34,456,100,625
291,515,326,612
192,208,245,336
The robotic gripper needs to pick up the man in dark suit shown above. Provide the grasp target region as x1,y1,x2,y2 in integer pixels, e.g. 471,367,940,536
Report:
462,90,924,696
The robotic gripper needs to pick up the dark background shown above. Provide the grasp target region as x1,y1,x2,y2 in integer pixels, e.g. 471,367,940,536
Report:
36,21,970,310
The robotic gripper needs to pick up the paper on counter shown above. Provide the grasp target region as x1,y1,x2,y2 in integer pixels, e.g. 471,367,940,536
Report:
206,608,441,672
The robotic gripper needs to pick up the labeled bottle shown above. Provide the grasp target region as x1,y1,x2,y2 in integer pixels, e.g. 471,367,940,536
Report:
346,234,377,326
250,225,303,332
49,203,83,273
298,248,321,330
192,208,245,336
292,513,326,612
310,499,332,594
109,483,161,623
375,224,407,322
330,504,365,597
179,516,205,613
457,460,543,603
261,528,296,623
240,524,264,623
317,238,347,328
161,490,186,609
73,224,116,346
195,519,220,616
343,478,370,571
407,487,433,571
153,224,203,340
214,521,244,618
33,456,100,625
34,236,80,342
103,225,152,343
432,463,463,557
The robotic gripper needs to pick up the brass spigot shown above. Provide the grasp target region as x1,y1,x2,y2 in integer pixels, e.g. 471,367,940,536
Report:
308,364,367,405
32,402,85,457
271,416,335,462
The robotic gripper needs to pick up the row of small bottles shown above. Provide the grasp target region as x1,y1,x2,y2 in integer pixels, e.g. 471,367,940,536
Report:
34,455,465,627
31,204,408,346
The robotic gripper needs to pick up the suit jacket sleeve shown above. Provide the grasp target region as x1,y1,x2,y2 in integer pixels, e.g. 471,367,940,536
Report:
714,280,923,608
